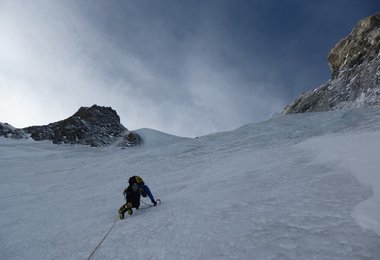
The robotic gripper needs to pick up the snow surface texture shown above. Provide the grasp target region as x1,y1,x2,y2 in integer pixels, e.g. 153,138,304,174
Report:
1,108,380,260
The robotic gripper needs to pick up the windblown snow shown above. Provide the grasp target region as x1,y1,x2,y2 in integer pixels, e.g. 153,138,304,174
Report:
1,108,380,259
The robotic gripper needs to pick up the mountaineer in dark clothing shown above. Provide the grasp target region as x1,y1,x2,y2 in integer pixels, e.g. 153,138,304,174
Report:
118,176,157,219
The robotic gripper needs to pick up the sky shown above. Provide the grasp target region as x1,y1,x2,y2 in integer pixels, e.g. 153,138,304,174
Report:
0,0,378,137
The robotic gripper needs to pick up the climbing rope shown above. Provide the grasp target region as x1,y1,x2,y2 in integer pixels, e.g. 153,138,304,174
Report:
86,199,160,259
140,198,161,207
86,215,119,260
140,199,154,207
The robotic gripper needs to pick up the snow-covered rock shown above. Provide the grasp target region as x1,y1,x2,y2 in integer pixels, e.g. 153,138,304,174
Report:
1,105,142,147
0,122,27,139
283,13,380,114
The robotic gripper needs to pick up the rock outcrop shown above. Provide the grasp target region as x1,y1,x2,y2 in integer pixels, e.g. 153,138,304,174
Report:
283,13,380,114
0,123,27,139
1,105,141,147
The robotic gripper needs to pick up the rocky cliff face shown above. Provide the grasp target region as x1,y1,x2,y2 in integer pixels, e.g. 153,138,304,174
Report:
283,13,380,114
0,123,27,139
1,105,141,147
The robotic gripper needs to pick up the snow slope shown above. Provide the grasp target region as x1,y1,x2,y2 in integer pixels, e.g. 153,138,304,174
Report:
1,108,380,260
134,128,190,147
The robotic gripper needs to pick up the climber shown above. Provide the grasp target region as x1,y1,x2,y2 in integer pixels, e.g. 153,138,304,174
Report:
118,176,157,219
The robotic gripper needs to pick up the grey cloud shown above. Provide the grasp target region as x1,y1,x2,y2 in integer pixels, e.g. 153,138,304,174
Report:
0,0,378,137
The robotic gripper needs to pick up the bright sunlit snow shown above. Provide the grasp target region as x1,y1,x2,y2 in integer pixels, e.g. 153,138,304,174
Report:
1,108,380,259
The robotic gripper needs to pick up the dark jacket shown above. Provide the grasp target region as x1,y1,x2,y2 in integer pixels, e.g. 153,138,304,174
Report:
124,183,141,209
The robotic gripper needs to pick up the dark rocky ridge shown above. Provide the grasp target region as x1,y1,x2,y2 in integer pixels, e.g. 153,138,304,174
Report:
0,123,27,139
1,105,141,147
283,13,380,114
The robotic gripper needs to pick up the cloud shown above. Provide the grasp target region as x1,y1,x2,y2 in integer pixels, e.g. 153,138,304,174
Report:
0,0,378,137
0,1,157,130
